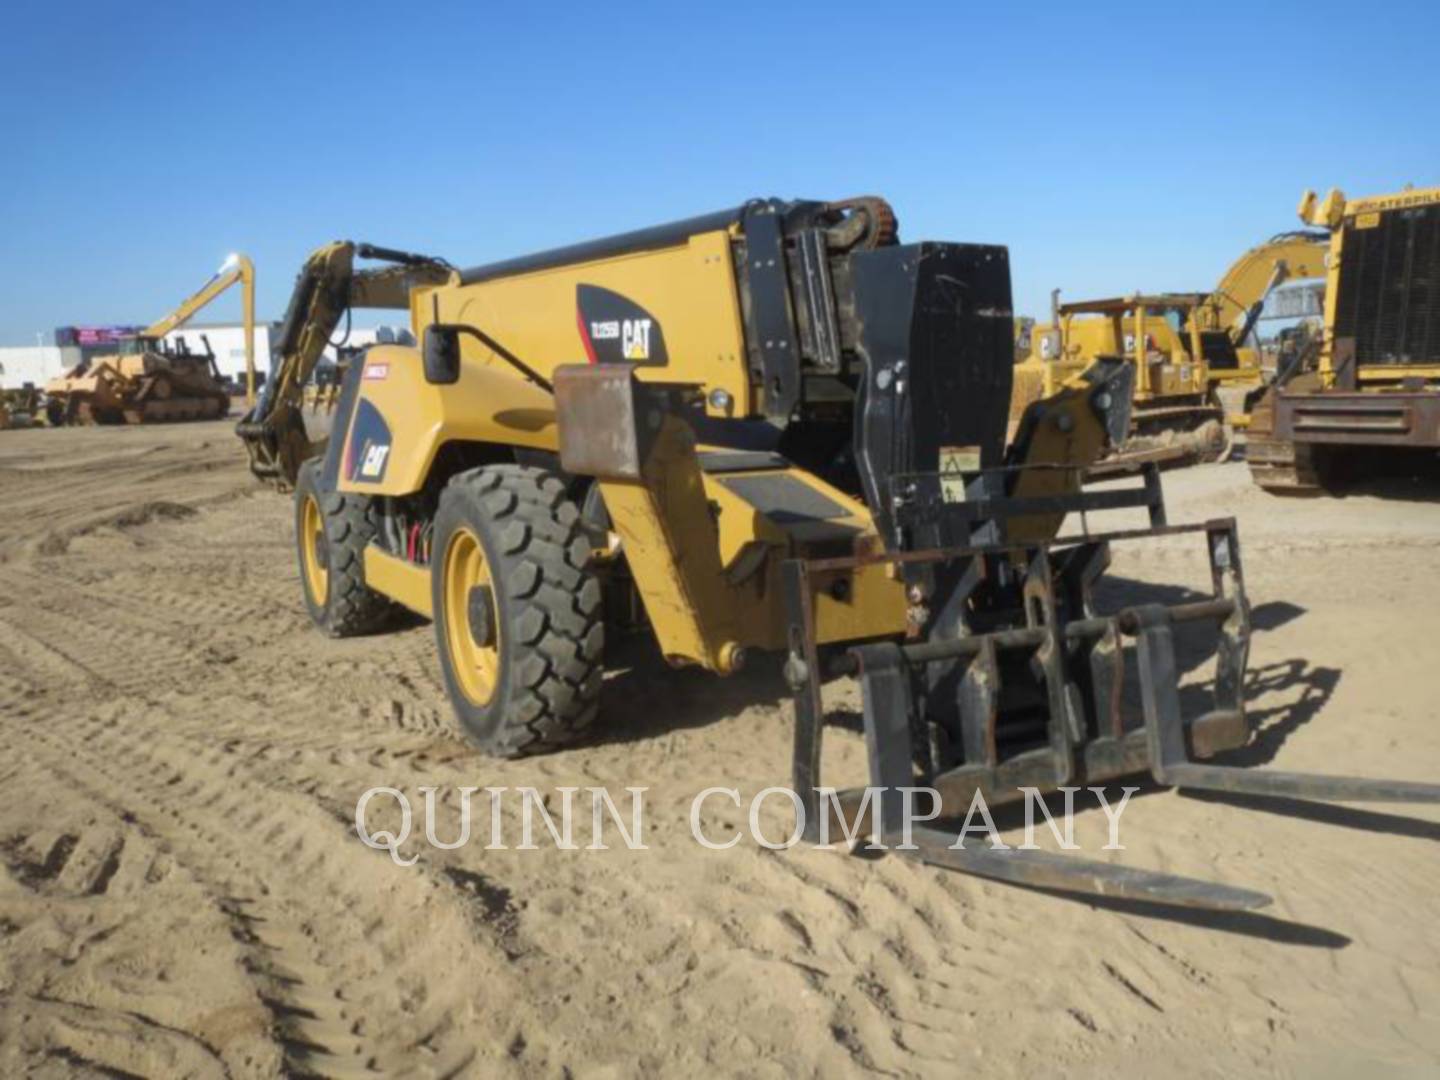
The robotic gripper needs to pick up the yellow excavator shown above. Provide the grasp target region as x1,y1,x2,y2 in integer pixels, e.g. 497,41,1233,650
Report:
46,254,255,425
1194,229,1331,371
235,242,453,488
241,196,1440,912
1012,231,1329,470
1249,184,1440,492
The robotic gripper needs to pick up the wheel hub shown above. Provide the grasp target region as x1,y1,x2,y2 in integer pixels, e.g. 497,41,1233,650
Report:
467,584,496,648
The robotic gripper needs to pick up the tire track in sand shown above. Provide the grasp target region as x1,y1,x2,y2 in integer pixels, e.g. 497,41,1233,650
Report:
11,691,517,1078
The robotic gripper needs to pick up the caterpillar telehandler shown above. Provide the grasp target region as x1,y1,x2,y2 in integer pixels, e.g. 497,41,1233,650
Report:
1013,231,1329,472
1248,184,1440,492
45,254,255,425
246,197,1439,910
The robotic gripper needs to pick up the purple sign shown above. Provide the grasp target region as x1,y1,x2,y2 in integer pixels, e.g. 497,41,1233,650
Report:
56,325,144,347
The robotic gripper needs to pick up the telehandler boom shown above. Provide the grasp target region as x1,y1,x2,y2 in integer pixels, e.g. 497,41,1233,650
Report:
259,197,1439,909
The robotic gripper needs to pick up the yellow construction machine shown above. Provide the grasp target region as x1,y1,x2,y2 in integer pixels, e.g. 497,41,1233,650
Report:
236,242,453,488
249,197,1439,909
1013,232,1329,471
1019,291,1230,471
0,384,46,429
46,254,255,425
1248,185,1440,492
1193,230,1330,373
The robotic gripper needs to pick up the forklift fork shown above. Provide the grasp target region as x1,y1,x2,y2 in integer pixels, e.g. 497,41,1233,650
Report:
783,471,1440,913
1131,604,1440,803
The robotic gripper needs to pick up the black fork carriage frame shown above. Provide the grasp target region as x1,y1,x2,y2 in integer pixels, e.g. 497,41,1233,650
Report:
780,466,1440,911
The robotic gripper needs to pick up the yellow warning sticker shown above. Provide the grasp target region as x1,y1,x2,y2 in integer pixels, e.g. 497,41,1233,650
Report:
939,445,981,503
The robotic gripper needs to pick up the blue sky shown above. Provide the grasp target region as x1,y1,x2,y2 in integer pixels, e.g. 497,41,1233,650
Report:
2,1,1437,344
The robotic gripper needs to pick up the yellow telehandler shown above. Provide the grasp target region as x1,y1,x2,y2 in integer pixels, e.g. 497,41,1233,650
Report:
240,197,1439,909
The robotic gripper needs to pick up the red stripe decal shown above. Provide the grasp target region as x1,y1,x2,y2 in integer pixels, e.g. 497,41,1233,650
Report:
576,306,597,364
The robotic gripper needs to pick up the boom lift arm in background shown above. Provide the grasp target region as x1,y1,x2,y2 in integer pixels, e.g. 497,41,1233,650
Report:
140,253,257,401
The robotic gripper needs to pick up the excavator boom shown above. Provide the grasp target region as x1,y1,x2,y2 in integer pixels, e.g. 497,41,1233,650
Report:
140,254,256,401
235,242,452,488
1194,230,1329,346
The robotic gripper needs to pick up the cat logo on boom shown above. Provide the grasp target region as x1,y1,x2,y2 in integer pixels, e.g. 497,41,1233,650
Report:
622,318,653,361
576,284,669,366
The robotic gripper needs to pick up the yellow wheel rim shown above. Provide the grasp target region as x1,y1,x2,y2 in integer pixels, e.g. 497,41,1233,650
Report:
300,495,328,607
442,526,502,706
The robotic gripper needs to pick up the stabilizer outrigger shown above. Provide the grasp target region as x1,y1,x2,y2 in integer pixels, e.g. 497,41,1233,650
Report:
782,462,1440,913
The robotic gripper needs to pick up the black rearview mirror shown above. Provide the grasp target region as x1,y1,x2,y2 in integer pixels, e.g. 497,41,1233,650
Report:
423,324,462,385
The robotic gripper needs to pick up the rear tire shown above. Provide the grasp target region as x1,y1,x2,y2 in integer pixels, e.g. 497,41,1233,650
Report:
294,459,395,636
431,465,604,757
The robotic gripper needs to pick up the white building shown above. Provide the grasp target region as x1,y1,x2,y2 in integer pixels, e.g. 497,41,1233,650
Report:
0,323,413,389
159,322,414,381
0,345,76,389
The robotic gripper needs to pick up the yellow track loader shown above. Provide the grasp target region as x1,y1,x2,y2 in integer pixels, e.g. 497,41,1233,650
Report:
250,197,1439,909
1013,232,1329,472
1248,185,1440,492
46,254,255,425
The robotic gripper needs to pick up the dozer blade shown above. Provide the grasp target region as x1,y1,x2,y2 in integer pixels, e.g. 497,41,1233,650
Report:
889,826,1272,911
1131,603,1440,805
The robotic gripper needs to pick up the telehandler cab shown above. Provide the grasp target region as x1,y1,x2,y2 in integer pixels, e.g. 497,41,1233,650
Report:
242,197,1440,909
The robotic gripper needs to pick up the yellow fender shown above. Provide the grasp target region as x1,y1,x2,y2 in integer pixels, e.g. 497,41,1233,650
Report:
335,344,559,497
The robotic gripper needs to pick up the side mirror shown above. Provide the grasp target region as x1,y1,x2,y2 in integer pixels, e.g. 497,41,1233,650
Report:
423,324,462,385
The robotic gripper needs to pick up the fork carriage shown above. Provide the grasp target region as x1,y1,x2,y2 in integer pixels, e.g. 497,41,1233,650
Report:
782,462,1440,911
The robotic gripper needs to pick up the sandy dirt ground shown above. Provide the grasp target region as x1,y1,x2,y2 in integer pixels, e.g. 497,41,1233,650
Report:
1,418,1439,1078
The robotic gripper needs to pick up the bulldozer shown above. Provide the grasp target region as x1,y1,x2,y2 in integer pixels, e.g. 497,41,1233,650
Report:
1018,291,1231,472
1013,231,1329,472
1248,185,1440,492
244,197,1439,909
46,254,254,425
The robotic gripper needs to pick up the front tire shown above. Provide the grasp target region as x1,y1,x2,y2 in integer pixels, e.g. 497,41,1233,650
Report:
294,459,395,636
431,465,604,757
